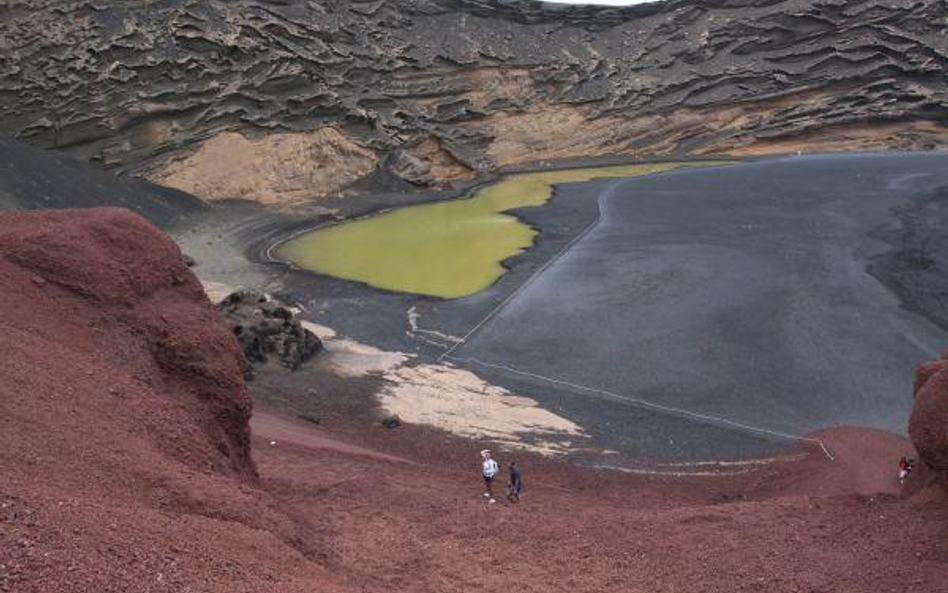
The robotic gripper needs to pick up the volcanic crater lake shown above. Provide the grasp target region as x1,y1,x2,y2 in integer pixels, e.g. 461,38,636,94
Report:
273,163,706,298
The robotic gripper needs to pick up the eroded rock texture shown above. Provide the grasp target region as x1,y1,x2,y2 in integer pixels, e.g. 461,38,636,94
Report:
217,290,322,377
912,352,948,487
1,0,947,201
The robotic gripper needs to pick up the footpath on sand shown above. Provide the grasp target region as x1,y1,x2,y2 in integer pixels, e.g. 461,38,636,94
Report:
252,406,948,593
251,409,411,465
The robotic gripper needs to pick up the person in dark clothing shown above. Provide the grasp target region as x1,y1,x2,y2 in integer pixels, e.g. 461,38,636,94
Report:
898,457,914,485
506,461,522,503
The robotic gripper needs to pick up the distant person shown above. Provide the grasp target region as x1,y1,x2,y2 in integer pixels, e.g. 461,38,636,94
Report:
481,449,498,503
898,457,914,485
506,461,522,504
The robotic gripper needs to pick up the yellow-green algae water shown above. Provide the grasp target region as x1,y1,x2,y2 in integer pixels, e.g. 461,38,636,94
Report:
274,163,713,298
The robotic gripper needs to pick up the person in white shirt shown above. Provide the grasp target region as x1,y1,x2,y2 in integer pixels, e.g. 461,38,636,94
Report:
481,449,499,503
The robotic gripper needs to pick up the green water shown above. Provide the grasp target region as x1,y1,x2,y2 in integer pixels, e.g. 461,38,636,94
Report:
274,163,712,298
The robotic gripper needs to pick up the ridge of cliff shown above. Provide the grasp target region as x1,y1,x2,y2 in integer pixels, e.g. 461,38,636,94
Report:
2,0,945,203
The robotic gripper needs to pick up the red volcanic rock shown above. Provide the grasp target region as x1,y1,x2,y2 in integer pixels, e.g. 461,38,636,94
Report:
910,352,948,486
0,208,254,479
0,208,346,592
4,207,946,593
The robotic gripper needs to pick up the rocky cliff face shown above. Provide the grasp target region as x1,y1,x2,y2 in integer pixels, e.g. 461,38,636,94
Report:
0,208,351,592
912,352,948,488
2,0,947,202
0,208,256,481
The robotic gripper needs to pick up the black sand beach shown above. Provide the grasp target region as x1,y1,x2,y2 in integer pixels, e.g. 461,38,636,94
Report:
155,153,948,463
446,153,948,461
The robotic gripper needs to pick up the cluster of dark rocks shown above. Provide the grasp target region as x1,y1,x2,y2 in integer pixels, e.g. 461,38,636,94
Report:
217,291,322,379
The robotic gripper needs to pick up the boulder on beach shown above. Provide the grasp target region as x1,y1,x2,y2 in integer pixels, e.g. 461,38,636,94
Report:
217,290,322,377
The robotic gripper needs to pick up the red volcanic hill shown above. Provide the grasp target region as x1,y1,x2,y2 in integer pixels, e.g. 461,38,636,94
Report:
2,207,947,593
912,353,948,487
0,209,347,592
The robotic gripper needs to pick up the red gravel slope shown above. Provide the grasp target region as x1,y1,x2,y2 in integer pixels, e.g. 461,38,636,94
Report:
2,208,947,593
0,209,349,593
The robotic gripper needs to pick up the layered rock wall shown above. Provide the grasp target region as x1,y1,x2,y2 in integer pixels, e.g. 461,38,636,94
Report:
1,0,947,201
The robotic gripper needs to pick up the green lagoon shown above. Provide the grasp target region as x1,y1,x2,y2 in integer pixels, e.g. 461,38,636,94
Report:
274,163,710,298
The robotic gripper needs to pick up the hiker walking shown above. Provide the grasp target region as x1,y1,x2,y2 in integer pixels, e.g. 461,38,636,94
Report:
898,456,913,485
481,449,498,503
506,461,522,503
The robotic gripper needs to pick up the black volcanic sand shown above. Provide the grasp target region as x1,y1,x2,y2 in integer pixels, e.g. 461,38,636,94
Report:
178,153,948,465
445,153,948,462
0,135,203,227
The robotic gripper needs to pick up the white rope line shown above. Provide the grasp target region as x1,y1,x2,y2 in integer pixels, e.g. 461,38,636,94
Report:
442,355,834,461
592,464,757,478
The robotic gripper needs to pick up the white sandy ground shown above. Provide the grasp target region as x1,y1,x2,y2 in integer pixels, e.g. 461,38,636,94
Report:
299,320,409,379
378,363,584,455
200,279,586,455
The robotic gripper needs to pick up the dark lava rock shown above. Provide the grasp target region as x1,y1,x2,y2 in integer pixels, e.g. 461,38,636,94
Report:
386,150,435,187
1,0,945,182
217,291,322,378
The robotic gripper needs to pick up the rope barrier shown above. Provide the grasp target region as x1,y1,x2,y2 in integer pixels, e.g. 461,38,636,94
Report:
444,355,834,461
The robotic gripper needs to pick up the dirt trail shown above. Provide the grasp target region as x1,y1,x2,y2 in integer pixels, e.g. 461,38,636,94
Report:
253,419,948,593
251,409,411,464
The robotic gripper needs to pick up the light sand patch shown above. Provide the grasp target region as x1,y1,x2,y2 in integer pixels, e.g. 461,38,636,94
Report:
407,136,476,182
298,321,582,455
379,363,585,456
151,128,378,205
300,320,411,379
299,320,337,340
200,279,236,304
198,280,583,454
